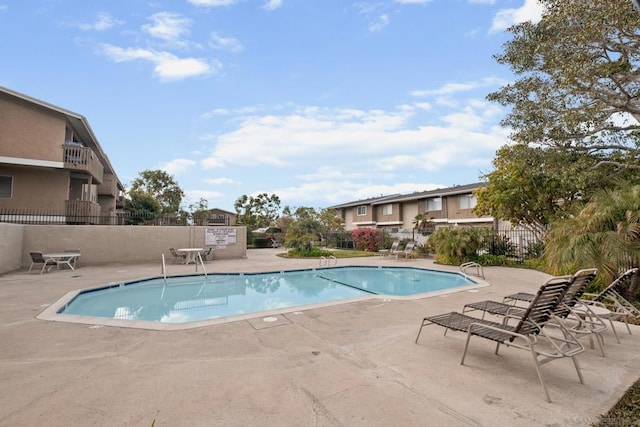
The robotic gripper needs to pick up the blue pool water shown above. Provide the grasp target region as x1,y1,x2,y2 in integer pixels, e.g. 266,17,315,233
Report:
61,266,476,324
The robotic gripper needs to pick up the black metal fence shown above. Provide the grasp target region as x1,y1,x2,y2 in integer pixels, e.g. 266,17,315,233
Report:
0,209,231,226
484,227,546,260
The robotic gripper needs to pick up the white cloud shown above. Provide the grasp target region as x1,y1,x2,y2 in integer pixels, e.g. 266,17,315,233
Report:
262,0,283,10
199,102,506,175
201,156,226,169
411,76,506,97
0,5,7,11
158,158,197,175
78,12,123,31
467,0,495,4
100,44,218,81
271,179,443,206
204,177,239,185
369,14,389,32
185,189,225,201
394,0,433,4
143,12,192,43
210,33,244,53
187,0,240,7
490,0,544,33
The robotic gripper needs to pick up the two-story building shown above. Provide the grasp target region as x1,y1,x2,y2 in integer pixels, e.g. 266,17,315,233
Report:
330,183,498,233
0,86,124,224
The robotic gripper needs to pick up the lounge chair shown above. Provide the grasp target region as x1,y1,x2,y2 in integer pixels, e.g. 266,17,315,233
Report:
581,268,640,339
464,269,607,356
388,240,401,257
169,247,186,264
28,251,57,274
396,241,416,259
415,276,585,403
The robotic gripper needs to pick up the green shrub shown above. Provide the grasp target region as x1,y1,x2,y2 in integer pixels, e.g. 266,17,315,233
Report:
429,227,484,261
287,247,334,258
476,254,513,266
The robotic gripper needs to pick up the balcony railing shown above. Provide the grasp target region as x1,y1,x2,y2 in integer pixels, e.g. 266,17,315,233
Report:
63,144,104,183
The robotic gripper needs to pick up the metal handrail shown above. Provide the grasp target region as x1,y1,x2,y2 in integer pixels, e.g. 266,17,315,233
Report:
319,255,338,267
460,261,484,279
161,254,167,299
197,251,208,280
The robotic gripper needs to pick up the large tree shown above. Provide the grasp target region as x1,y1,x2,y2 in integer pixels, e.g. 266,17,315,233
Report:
234,193,281,229
129,170,185,215
487,0,640,172
474,144,613,231
125,190,162,225
544,185,640,296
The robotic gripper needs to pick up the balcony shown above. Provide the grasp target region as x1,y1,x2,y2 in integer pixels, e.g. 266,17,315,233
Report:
63,144,104,184
65,200,101,224
97,174,117,198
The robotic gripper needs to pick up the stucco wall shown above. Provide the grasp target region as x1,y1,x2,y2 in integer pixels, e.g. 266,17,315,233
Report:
0,223,25,273
0,165,70,211
0,95,65,161
0,225,246,273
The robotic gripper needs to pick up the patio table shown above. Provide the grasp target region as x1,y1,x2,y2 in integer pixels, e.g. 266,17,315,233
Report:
42,252,81,271
177,248,203,265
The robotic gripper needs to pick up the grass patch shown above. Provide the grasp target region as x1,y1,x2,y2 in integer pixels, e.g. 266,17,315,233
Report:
278,249,376,259
593,378,640,426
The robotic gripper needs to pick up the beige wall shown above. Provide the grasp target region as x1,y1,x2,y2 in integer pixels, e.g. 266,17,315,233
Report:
400,202,419,230
0,96,66,161
0,223,25,273
0,165,70,211
0,223,247,274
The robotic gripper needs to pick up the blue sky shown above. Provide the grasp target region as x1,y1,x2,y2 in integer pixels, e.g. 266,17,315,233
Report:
0,0,544,211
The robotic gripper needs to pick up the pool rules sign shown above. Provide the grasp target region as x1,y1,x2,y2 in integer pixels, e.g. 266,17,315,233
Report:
205,227,237,247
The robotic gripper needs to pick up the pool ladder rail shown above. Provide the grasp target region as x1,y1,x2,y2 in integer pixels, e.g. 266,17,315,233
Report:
319,255,337,267
160,251,209,284
460,261,484,279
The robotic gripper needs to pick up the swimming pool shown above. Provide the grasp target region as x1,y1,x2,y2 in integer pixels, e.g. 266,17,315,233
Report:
42,266,484,329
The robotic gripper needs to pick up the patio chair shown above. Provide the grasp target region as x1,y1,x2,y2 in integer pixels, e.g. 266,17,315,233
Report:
415,276,585,403
63,248,81,269
581,268,640,339
464,269,607,356
169,247,186,264
28,251,57,274
199,248,214,261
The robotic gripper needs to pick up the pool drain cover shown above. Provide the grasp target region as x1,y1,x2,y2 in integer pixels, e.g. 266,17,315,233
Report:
263,316,278,323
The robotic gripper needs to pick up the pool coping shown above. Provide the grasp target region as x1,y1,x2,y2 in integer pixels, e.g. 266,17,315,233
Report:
36,266,490,331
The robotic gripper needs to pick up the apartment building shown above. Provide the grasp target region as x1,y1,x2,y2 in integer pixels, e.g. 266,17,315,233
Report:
0,86,123,224
330,183,497,232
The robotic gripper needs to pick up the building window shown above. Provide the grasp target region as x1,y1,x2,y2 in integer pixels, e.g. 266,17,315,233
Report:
459,194,477,210
357,205,367,216
382,204,392,215
427,197,442,211
0,176,12,198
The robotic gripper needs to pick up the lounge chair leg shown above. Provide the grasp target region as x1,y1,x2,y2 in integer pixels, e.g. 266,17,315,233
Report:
460,331,473,365
415,323,425,344
608,319,621,344
528,346,552,403
571,356,585,385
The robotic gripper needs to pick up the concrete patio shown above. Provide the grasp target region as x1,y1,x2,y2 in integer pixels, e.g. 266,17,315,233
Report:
1,249,639,426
